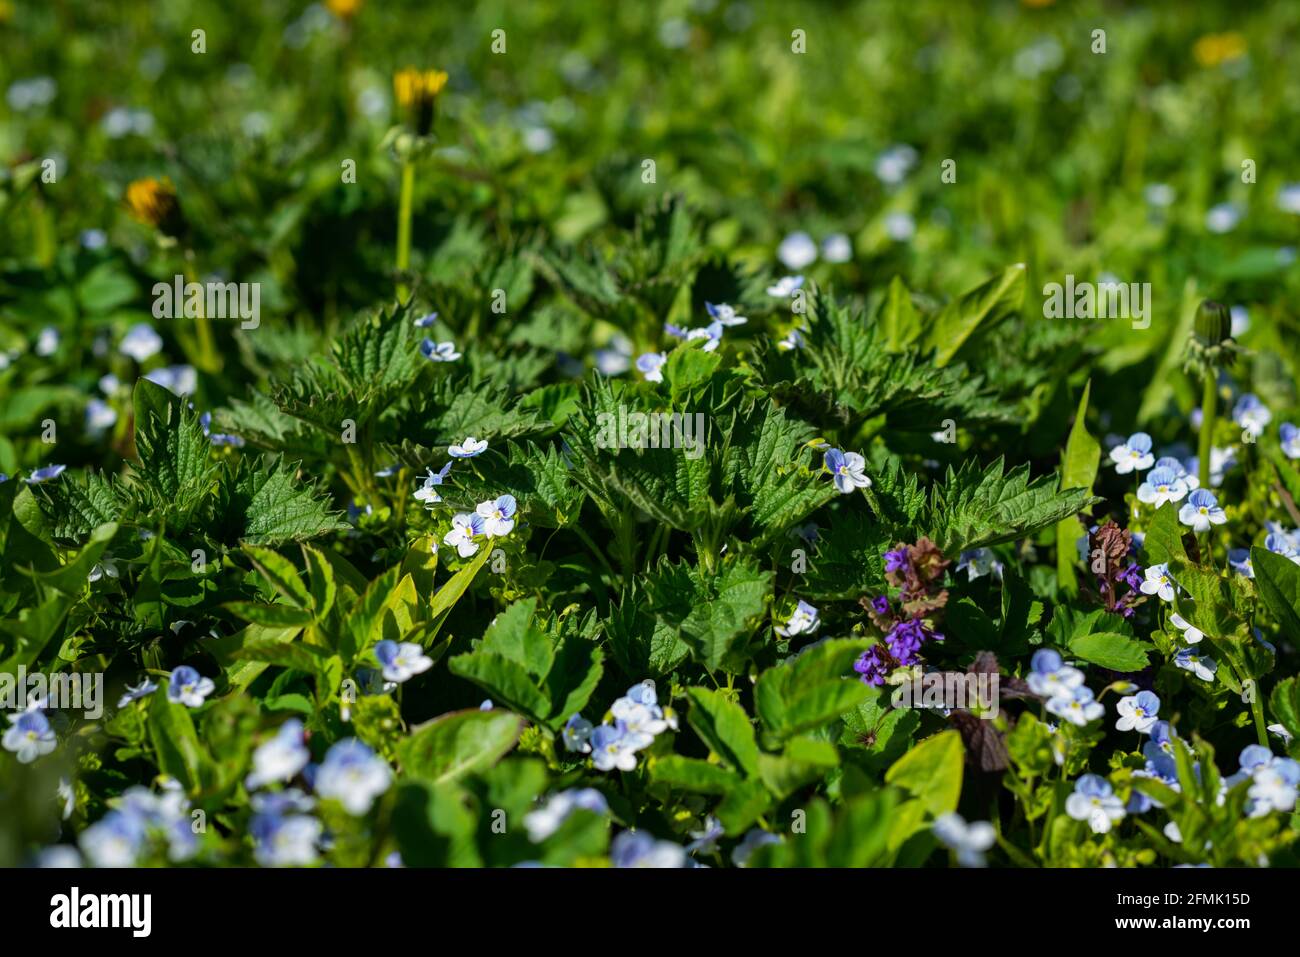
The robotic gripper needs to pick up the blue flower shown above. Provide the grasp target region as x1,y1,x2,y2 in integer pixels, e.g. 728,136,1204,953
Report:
78,810,146,867
251,812,322,867
523,789,609,842
119,323,163,362
314,739,391,815
1108,432,1154,474
1281,423,1300,460
443,512,485,557
2,710,57,763
117,678,158,708
1139,563,1176,602
609,830,687,868
562,714,593,753
1027,649,1084,699
1047,685,1103,727
766,275,804,297
1136,466,1188,507
374,640,434,683
635,351,667,383
85,398,118,437
590,723,638,772
932,812,996,867
25,464,66,484
823,448,871,494
167,665,214,708
412,461,452,507
705,302,747,327
245,719,310,790
475,494,517,538
732,828,782,867
1228,548,1254,578
1179,488,1226,532
1232,393,1271,439
420,339,461,362
1174,647,1218,682
1065,774,1126,833
956,548,1002,581
448,436,487,458
775,599,819,638
413,312,439,327
1115,691,1161,733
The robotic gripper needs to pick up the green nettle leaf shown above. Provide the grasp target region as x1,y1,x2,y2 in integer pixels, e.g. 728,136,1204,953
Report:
1252,546,1300,639
35,471,129,543
754,638,870,743
1142,501,1189,566
676,557,771,673
131,378,218,524
884,729,964,816
243,544,312,608
685,686,760,777
1056,380,1099,595
396,709,525,785
1047,606,1152,671
224,456,347,545
927,457,1100,555
880,274,922,352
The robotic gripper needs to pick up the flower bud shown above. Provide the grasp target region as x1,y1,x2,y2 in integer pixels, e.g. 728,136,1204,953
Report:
1194,299,1231,346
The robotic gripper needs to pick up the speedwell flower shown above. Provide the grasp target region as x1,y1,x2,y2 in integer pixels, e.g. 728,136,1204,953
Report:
475,494,517,538
1026,649,1084,699
1065,774,1126,834
25,464,66,484
1108,432,1154,474
824,448,871,494
420,339,461,362
245,719,310,790
117,678,158,708
766,275,804,297
775,600,819,638
1139,563,1176,603
167,665,214,708
590,723,639,772
1115,691,1161,733
524,789,609,843
956,548,1002,581
932,812,996,867
1136,466,1188,507
1232,393,1271,439
374,640,434,683
562,714,593,753
1169,612,1204,644
1178,488,1226,532
119,323,163,362
705,302,747,327
3,710,57,763
635,351,667,383
413,461,452,507
610,830,687,868
1047,685,1104,727
314,739,391,815
443,512,485,557
1174,647,1218,682
448,436,487,458
1281,423,1300,460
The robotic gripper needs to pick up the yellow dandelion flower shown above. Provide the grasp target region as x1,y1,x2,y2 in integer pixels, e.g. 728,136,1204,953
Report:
393,67,449,135
1193,32,1246,68
124,177,183,236
325,0,362,19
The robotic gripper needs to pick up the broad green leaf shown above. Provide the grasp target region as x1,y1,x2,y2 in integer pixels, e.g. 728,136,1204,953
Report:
685,686,760,777
884,729,963,816
397,709,525,785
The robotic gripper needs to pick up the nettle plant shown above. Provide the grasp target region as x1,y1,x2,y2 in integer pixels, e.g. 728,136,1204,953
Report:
2,199,1299,868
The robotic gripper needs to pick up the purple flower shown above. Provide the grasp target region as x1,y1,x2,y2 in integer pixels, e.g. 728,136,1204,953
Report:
884,548,910,575
870,596,890,616
853,646,890,686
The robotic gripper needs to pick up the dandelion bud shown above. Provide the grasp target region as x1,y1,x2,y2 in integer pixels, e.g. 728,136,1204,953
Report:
1194,299,1231,347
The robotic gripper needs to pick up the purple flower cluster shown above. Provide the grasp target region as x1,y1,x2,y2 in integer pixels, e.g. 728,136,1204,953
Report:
854,542,950,686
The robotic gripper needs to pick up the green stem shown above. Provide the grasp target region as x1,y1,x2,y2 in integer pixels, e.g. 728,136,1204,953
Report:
396,161,415,303
1197,372,1217,491
183,258,221,373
